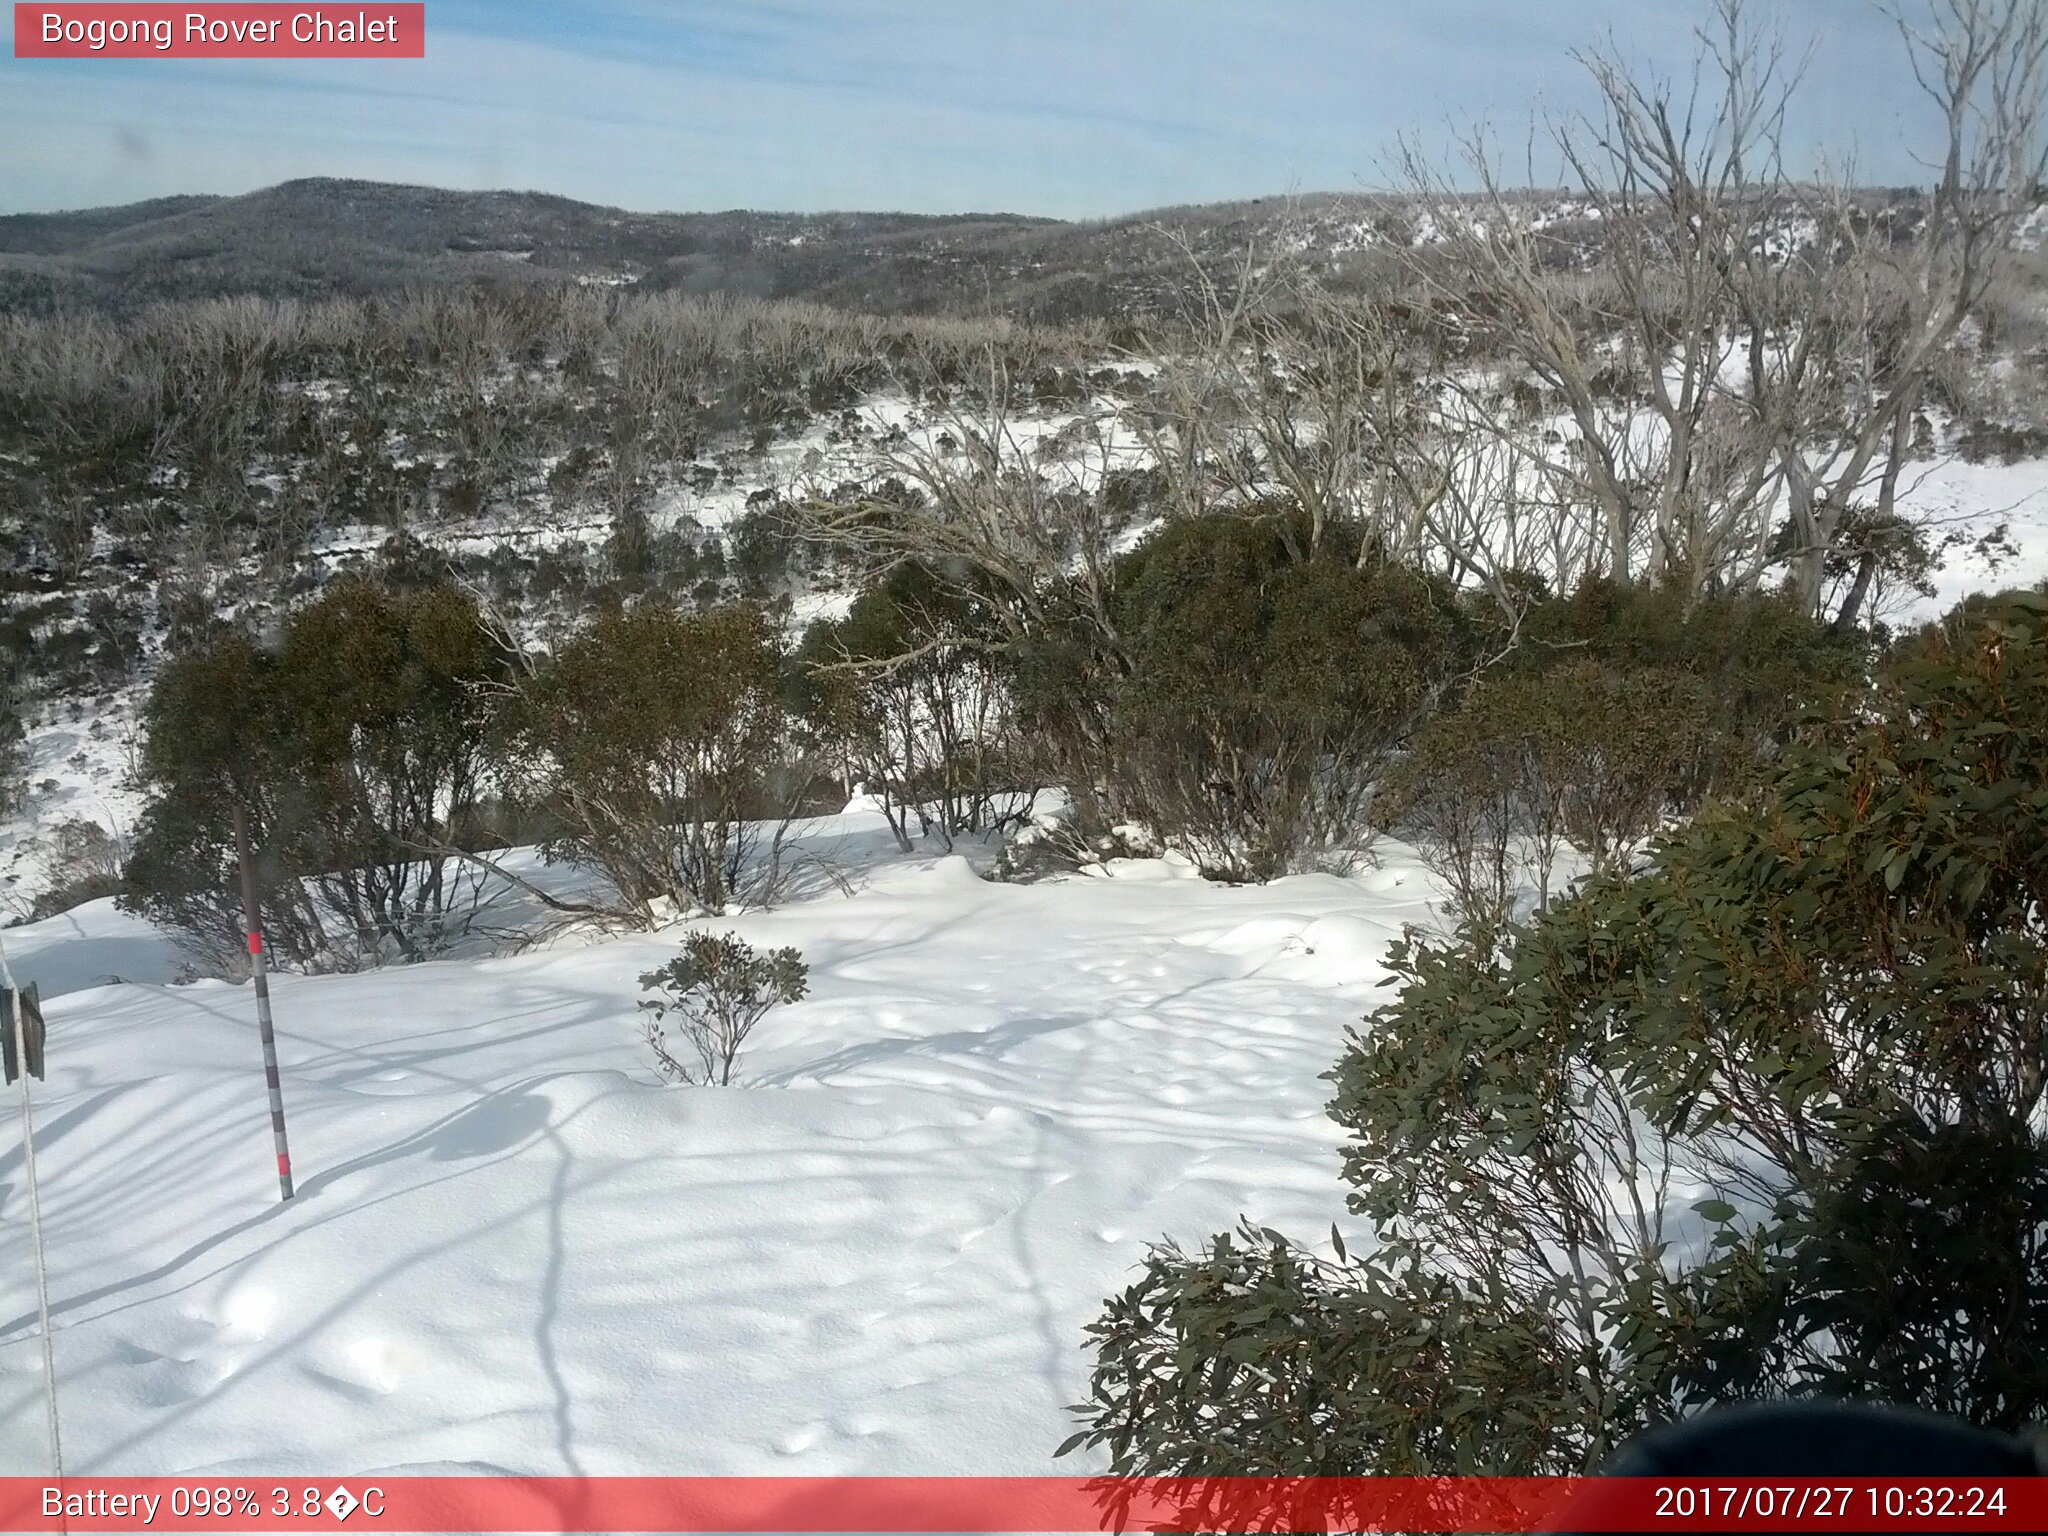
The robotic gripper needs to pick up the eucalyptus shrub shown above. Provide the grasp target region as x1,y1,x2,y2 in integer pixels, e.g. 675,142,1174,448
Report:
1066,590,2048,1480
1386,659,1711,925
123,579,507,971
1091,512,1469,882
638,931,808,1087
1383,582,1857,927
504,601,809,917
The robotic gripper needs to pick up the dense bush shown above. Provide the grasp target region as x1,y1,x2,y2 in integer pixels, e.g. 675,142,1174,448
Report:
1517,580,1863,795
122,580,507,971
1676,1116,2048,1425
1385,584,1859,926
1386,660,1710,926
1034,512,1471,881
122,630,324,972
505,602,814,917
1066,589,2048,1481
274,579,507,957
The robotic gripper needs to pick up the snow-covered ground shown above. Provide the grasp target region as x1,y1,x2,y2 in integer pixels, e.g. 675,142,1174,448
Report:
1893,452,2048,620
0,686,148,926
0,813,1431,1477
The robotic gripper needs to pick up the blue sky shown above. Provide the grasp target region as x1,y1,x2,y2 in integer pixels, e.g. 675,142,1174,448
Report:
1,1,1945,217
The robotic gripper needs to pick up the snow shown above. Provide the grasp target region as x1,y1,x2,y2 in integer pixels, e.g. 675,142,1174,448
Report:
0,813,1435,1477
1893,451,2048,621
0,899,179,996
785,589,857,628
0,690,148,925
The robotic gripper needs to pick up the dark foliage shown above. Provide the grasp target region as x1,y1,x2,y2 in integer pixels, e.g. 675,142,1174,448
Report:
1385,584,1859,926
1066,589,2048,1481
1027,511,1472,881
505,602,811,915
122,580,508,970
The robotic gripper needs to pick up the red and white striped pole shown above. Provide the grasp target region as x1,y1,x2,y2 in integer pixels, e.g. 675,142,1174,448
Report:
232,800,296,1202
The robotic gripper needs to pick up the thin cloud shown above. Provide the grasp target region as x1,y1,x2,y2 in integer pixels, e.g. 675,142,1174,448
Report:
0,0,1937,217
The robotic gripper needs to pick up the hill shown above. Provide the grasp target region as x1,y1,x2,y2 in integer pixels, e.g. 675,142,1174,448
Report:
0,179,1063,316
0,178,1413,321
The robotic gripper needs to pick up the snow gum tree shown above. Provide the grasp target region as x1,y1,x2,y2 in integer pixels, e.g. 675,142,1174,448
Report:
1394,0,2047,620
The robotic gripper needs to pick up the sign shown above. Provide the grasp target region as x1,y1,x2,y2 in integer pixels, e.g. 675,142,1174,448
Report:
13,5,427,59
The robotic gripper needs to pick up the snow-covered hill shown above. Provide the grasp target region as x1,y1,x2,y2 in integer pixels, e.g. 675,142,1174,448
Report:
0,812,1431,1476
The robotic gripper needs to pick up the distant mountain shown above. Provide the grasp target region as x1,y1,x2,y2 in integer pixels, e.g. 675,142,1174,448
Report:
0,178,1417,321
0,193,223,255
0,178,1063,316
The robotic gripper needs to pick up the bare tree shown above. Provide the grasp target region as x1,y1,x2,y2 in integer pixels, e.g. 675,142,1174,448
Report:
1392,0,2046,619
793,340,1136,660
1764,0,2047,621
1392,2,1798,601
1127,224,1585,625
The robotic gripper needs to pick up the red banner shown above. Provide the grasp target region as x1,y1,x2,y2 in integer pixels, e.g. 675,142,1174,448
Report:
0,1476,2042,1532
12,5,424,58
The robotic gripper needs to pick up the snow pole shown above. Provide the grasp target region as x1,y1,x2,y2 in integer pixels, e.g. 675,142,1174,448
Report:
0,931,63,1480
233,801,297,1202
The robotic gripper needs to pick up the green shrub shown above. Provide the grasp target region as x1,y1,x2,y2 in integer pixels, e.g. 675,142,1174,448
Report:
1387,659,1711,925
638,931,808,1086
1385,583,1857,926
1066,588,2048,1477
1670,1116,2048,1426
505,602,809,916
122,580,506,971
1072,1224,1586,1489
122,630,323,973
1082,512,1470,881
1518,579,1862,796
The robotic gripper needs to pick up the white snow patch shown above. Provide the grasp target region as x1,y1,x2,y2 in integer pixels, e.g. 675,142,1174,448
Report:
0,817,1436,1475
